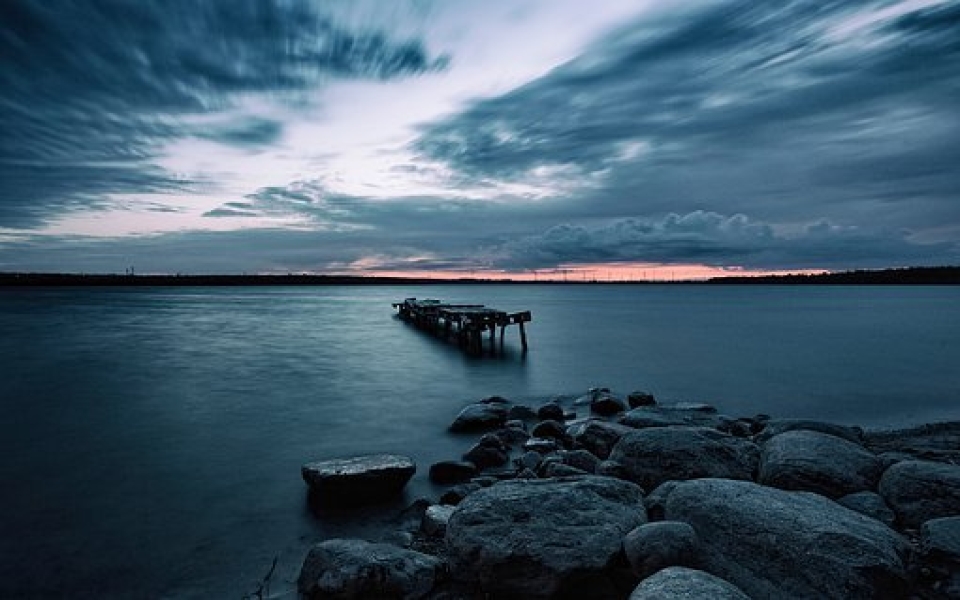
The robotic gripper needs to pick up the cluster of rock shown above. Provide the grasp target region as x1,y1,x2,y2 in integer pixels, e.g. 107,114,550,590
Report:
298,389,960,598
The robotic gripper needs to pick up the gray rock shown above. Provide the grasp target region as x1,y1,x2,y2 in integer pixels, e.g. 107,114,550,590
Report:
755,418,862,444
523,437,560,454
837,491,896,527
644,481,680,521
663,402,717,413
608,427,759,491
531,419,568,440
422,504,456,537
620,409,687,429
759,429,883,499
627,390,657,408
429,460,478,484
445,476,647,598
561,449,601,474
449,402,509,432
879,460,960,527
566,419,635,459
492,426,530,447
536,402,565,421
543,463,588,478
629,567,749,600
591,394,627,416
439,483,481,506
463,442,508,470
921,516,960,561
302,454,416,504
662,479,909,599
298,538,442,599
518,450,543,471
623,521,700,578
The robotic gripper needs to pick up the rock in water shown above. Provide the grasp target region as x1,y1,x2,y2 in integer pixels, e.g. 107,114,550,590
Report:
629,567,750,600
879,459,960,528
661,479,909,599
608,427,759,490
755,418,863,444
445,476,647,598
428,460,477,484
298,538,442,599
759,429,882,499
301,454,415,504
449,402,509,432
627,390,656,408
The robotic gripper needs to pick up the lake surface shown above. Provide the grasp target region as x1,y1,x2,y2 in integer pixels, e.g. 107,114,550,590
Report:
2,284,958,597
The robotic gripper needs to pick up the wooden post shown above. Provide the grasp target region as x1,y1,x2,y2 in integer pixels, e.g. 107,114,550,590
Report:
488,325,496,355
519,321,528,352
499,325,505,349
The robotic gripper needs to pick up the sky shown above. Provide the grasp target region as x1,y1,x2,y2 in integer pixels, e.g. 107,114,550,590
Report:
1,0,958,278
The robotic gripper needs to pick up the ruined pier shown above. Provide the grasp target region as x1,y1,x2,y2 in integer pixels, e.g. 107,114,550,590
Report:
392,298,531,356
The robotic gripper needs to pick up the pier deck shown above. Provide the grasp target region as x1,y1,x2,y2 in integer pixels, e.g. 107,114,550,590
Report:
392,298,531,355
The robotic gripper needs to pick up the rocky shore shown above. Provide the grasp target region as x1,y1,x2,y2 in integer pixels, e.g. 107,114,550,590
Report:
297,389,960,599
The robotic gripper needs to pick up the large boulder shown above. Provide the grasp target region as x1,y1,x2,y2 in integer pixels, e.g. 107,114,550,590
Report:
445,476,646,598
661,479,909,599
608,427,759,491
449,402,509,432
629,567,749,600
566,419,634,459
879,460,960,527
298,538,442,599
429,460,477,484
759,429,883,499
623,521,700,578
755,418,862,444
302,454,415,504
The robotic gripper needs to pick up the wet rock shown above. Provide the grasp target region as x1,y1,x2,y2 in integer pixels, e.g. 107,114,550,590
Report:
879,460,960,527
664,402,717,413
837,491,896,527
543,463,588,478
439,483,481,506
449,402,509,432
661,479,909,599
566,419,635,459
462,442,508,470
508,405,538,421
627,390,657,408
302,454,416,504
429,460,477,485
561,449,601,474
531,419,567,440
298,538,442,599
759,429,883,499
591,394,627,416
623,521,700,578
492,426,530,447
518,450,543,471
537,402,565,421
629,567,750,600
608,427,759,491
422,504,456,537
754,418,862,444
445,476,647,598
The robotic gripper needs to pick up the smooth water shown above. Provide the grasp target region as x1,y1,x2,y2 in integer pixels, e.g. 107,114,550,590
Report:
2,285,958,597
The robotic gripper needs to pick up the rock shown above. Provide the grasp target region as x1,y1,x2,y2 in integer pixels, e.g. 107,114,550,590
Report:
449,402,509,433
518,450,543,471
516,468,539,479
429,460,478,485
445,476,647,598
505,418,527,430
644,481,680,521
661,479,909,599
531,419,568,440
608,427,759,491
623,521,700,578
537,402,565,421
492,426,530,447
481,395,510,404
422,504,456,537
471,475,500,487
508,405,538,421
627,390,657,408
543,463,588,478
566,419,635,459
921,516,960,561
298,538,443,599
837,491,896,527
439,483,481,506
597,459,627,479
716,416,752,438
620,409,685,429
561,449,601,474
759,429,883,499
523,437,560,454
462,442,508,470
591,394,627,416
663,402,717,413
754,418,862,444
302,454,416,504
629,567,749,600
879,460,960,527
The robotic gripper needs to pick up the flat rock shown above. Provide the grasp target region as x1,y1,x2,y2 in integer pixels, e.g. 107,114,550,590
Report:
623,521,700,579
755,418,862,444
879,459,960,527
759,429,883,499
837,491,896,527
661,479,909,599
566,419,634,459
298,538,442,599
445,475,647,598
449,402,510,432
608,426,759,491
629,567,749,600
302,454,415,504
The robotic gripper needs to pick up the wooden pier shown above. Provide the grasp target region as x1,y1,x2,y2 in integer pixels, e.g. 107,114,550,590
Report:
392,298,531,355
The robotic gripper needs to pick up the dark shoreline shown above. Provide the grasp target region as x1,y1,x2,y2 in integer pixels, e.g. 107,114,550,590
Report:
1,266,959,286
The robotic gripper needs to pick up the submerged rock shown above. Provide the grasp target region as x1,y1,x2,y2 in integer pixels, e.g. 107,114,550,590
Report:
879,459,960,527
661,478,909,599
445,475,646,598
301,454,415,504
449,402,509,432
298,538,442,599
608,426,759,490
629,567,750,600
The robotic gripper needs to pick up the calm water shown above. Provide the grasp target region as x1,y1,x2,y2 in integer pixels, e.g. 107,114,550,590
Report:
2,285,959,597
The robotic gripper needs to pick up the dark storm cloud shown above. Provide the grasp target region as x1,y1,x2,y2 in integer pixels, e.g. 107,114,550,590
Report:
414,0,960,267
0,0,447,228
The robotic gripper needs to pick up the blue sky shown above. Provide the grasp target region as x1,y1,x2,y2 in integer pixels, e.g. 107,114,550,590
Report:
1,0,958,276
